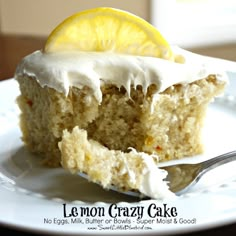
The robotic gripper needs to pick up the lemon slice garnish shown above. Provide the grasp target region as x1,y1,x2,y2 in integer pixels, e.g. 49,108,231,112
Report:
44,7,172,59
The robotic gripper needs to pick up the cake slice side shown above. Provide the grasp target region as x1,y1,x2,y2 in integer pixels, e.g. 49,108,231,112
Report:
16,75,226,166
141,75,226,161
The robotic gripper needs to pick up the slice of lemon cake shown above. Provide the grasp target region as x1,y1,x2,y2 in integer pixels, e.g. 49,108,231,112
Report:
15,8,226,197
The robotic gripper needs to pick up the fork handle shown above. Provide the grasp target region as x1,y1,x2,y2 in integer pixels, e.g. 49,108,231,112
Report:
201,150,236,172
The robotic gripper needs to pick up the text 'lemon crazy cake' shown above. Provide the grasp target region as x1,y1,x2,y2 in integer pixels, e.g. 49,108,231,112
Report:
15,8,226,199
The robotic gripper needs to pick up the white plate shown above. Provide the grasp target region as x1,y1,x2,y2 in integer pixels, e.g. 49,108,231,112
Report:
0,78,236,235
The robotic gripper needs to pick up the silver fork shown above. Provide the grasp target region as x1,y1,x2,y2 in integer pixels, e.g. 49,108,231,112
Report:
163,150,236,196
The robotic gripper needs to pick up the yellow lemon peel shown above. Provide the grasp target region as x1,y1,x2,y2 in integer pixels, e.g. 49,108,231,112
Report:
44,7,172,59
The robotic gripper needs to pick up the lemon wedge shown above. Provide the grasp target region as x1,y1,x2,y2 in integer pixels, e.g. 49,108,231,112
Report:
44,7,172,59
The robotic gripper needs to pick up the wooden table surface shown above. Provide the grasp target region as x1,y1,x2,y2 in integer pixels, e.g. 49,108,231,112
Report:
0,34,236,235
0,34,46,80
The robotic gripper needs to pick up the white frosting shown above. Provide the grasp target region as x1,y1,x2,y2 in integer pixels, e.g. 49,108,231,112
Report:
15,47,227,103
129,148,175,199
